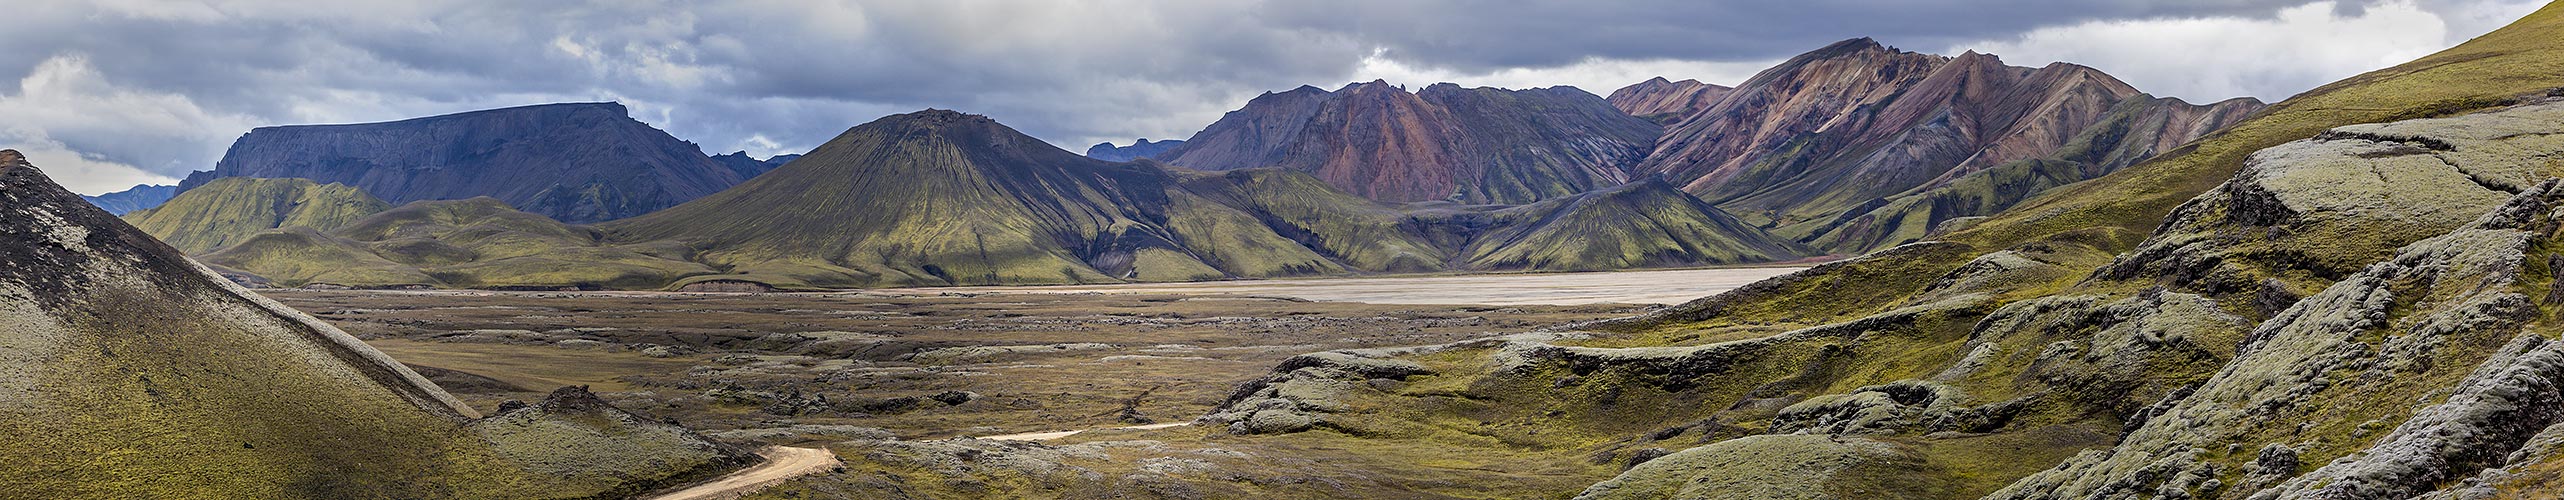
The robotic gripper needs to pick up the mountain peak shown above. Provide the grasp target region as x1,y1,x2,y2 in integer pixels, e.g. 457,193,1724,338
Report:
895,108,992,124
0,149,21,165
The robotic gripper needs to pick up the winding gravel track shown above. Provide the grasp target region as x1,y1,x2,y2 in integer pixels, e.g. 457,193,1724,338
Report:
645,446,840,500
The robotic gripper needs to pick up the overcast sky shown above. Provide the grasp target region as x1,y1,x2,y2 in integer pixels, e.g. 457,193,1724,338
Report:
0,0,2544,194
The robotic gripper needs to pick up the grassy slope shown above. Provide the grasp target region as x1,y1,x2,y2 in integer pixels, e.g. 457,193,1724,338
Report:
125,177,388,254
1460,179,1811,271
602,111,1194,289
1948,3,2564,252
1173,168,1448,273
205,198,717,288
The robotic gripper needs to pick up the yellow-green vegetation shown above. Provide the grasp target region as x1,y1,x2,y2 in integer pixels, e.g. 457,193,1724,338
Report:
1174,168,1447,273
1460,179,1809,271
1949,2,2564,252
603,110,1238,289
202,197,719,288
125,177,388,253
0,153,744,499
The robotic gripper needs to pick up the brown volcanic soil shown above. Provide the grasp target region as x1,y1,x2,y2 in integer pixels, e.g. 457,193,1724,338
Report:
266,289,1633,440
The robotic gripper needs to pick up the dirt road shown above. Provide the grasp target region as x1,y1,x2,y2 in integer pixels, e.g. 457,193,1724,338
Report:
645,446,840,500
898,266,1809,306
981,422,1193,441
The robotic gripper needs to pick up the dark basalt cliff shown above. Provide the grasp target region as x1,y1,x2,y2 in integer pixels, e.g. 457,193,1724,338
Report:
179,102,747,223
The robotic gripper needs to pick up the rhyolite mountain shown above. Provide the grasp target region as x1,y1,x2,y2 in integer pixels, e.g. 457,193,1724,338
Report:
600,110,1801,289
125,177,390,254
80,183,175,215
177,102,749,223
1627,39,2263,254
709,150,801,179
1605,77,1733,124
1085,138,1185,161
1153,81,1664,204
0,149,751,498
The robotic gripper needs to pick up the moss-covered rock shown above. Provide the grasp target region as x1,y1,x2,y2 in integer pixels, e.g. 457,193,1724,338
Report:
1573,434,1950,500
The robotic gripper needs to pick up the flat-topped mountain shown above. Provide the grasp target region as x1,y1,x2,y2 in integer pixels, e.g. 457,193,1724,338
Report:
1154,81,1663,204
178,102,748,223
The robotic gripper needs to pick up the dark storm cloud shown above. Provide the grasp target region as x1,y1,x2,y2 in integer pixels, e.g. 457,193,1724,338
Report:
0,0,2540,194
1254,0,2324,71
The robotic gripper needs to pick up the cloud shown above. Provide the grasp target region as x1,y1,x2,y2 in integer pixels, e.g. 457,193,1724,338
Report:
0,54,252,192
1353,49,1778,96
1950,0,2543,102
0,0,2543,194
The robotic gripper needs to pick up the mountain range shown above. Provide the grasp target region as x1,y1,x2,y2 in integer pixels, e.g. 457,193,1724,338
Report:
127,38,2261,291
168,110,1800,289
79,183,176,215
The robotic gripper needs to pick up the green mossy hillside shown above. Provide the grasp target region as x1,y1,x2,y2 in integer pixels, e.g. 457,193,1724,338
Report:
204,198,718,289
125,177,388,254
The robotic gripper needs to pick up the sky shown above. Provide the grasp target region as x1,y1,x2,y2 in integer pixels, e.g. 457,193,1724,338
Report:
0,0,2545,195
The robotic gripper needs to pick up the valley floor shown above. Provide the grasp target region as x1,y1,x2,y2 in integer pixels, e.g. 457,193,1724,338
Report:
260,274,1705,497
885,265,1809,306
